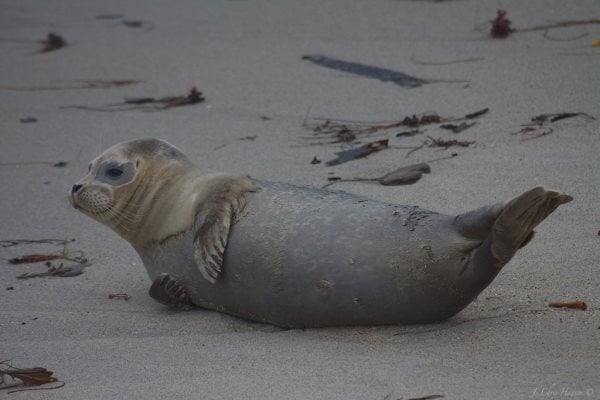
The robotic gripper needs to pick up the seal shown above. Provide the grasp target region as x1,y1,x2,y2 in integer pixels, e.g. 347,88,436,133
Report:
70,138,572,328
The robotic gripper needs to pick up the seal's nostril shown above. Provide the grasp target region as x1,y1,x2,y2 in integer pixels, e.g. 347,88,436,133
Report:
72,184,83,193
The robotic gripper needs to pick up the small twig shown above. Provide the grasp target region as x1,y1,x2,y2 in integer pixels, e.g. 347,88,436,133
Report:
0,79,141,92
520,19,600,33
61,87,205,112
108,293,131,301
410,55,483,66
548,301,588,310
7,382,65,394
0,239,74,248
0,161,67,167
405,143,426,158
543,30,589,42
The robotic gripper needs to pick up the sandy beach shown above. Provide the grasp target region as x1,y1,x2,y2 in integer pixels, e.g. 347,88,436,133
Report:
1,1,599,398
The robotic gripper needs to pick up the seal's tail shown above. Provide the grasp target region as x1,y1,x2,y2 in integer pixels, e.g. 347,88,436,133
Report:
455,187,573,268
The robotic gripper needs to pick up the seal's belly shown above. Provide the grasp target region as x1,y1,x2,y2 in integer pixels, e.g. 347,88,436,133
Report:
141,181,471,327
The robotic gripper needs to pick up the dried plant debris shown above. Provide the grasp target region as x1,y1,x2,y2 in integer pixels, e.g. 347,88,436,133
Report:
548,301,588,311
305,114,441,144
16,261,91,279
0,239,75,248
108,293,131,301
1,79,141,92
39,33,66,53
238,136,257,141
489,10,600,38
0,362,64,394
122,20,155,30
464,107,489,119
513,112,595,140
10,254,70,264
490,10,513,38
396,128,423,138
0,160,67,167
410,55,483,66
325,139,389,166
62,87,205,112
304,108,488,145
19,117,37,123
2,238,89,279
302,54,429,88
427,136,475,149
440,122,476,133
9,248,86,264
95,14,154,30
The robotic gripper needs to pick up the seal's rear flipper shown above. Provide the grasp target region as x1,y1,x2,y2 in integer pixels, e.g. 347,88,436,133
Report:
456,187,573,268
489,187,572,266
149,273,192,310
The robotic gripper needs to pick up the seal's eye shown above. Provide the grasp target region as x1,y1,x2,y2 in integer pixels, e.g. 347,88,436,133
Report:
95,162,134,185
106,168,123,178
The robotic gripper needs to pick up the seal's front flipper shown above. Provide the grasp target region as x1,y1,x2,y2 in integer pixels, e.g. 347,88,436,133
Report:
149,273,192,310
455,186,573,269
193,176,257,284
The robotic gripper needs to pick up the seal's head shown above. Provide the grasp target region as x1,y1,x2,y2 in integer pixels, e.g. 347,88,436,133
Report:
70,138,199,245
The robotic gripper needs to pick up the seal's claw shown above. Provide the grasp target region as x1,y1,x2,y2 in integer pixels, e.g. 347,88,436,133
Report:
149,273,192,310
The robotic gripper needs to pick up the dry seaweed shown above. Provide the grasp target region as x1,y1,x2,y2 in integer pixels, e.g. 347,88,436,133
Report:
427,136,475,149
513,112,595,140
16,261,91,279
305,114,442,145
39,33,66,53
9,254,68,264
522,19,600,33
410,55,483,66
489,10,600,38
548,301,588,311
61,87,205,112
440,122,476,133
464,108,489,119
490,10,513,38
0,362,64,394
396,128,423,138
0,239,74,248
0,160,67,168
304,108,488,145
108,293,131,301
302,54,429,88
8,247,86,264
2,238,89,278
325,139,389,166
19,117,37,123
543,30,589,42
122,20,155,31
0,79,141,92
